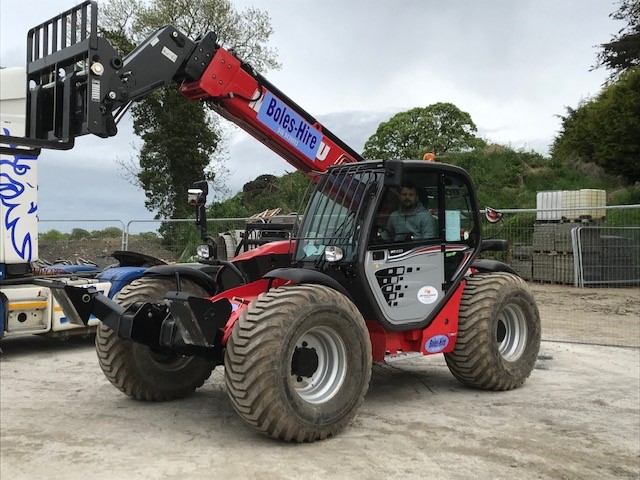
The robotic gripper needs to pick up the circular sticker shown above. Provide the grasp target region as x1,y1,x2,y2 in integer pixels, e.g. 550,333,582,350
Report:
417,286,438,304
425,335,449,353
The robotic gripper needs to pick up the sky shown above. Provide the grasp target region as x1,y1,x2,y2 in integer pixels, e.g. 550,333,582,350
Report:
0,0,621,223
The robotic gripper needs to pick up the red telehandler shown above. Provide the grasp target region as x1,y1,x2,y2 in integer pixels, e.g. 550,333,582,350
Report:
2,1,540,442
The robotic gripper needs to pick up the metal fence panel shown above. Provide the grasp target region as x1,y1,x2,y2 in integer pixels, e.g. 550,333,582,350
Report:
481,205,640,287
124,218,251,263
480,204,640,348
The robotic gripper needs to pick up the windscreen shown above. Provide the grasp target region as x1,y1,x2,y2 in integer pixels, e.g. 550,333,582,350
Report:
295,165,382,263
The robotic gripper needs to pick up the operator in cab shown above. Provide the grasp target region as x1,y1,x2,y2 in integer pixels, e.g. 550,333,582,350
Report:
385,182,437,241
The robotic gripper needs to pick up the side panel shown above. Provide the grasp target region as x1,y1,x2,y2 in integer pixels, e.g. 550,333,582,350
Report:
367,281,465,362
1,279,111,337
2,284,52,335
1,68,38,265
364,246,445,325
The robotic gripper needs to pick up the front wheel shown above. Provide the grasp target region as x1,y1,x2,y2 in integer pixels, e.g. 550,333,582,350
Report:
445,272,541,391
224,284,372,442
95,277,215,401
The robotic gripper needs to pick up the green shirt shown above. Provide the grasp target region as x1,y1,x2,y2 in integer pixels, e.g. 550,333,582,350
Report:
386,203,437,241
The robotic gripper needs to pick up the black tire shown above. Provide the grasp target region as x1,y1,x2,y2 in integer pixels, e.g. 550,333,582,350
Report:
95,277,215,401
444,272,541,391
224,284,372,442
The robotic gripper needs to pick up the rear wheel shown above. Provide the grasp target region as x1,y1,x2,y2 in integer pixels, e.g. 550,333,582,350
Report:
95,277,215,401
445,272,541,390
224,284,371,442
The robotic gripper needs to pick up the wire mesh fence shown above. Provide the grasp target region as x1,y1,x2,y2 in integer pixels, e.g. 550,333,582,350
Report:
124,218,251,262
481,204,640,288
37,204,639,347
38,219,125,268
479,204,640,348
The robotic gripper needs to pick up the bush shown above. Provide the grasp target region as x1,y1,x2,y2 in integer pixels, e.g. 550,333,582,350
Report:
69,228,91,240
91,227,124,238
39,229,67,242
135,231,162,243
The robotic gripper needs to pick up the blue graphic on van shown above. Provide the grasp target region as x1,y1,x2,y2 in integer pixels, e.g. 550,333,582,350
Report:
425,334,449,353
1,127,37,262
256,91,322,160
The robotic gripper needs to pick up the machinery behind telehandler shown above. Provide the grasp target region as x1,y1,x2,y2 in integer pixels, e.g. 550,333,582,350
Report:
1,2,541,442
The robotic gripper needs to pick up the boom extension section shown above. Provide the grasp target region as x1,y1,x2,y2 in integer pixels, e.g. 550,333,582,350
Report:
8,0,362,177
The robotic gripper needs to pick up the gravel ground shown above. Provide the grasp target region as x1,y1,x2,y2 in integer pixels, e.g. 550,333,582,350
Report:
1,337,638,480
1,279,638,479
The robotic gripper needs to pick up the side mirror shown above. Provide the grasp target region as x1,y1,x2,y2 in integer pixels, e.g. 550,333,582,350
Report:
190,180,210,241
383,159,403,187
485,207,503,223
188,180,209,206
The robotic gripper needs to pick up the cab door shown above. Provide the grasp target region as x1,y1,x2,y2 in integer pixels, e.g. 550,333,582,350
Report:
363,167,478,327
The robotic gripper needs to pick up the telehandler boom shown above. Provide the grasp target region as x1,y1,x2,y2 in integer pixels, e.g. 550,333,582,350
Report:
1,1,541,442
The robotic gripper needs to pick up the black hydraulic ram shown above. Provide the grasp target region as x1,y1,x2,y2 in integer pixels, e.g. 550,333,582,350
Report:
36,279,232,359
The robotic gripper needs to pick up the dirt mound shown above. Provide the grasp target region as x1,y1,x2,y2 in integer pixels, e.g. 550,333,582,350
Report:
39,237,177,269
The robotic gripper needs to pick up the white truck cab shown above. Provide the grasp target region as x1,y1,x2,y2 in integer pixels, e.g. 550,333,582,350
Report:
1,67,109,338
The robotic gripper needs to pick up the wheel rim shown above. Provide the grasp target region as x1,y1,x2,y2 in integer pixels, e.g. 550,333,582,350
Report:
496,303,528,362
147,347,193,371
290,326,347,404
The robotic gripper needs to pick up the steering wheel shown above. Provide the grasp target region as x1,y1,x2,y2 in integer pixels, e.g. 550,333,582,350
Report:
371,225,391,243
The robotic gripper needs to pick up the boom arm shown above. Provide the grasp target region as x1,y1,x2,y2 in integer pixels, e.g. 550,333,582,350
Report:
1,0,362,177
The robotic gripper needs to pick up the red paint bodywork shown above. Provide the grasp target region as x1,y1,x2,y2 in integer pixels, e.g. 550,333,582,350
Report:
367,281,464,361
180,48,359,179
178,42,469,362
232,240,295,262
209,273,466,362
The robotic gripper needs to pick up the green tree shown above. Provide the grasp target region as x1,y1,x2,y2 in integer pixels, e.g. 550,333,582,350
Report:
132,84,221,219
362,103,486,160
100,0,279,219
91,227,125,238
242,174,278,205
595,0,640,79
208,171,311,218
551,67,640,182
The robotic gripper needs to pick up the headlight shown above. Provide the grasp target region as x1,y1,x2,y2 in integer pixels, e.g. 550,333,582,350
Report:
196,244,212,259
324,246,344,262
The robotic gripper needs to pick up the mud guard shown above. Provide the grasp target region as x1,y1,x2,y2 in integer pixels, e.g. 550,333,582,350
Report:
263,268,353,301
112,251,167,268
143,265,219,295
471,259,518,275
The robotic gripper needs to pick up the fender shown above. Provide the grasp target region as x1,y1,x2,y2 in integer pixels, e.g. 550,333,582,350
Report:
471,259,518,275
97,266,147,298
264,268,353,301
143,264,219,295
112,250,167,268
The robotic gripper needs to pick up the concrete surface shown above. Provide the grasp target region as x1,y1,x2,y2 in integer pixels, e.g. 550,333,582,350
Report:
1,337,638,480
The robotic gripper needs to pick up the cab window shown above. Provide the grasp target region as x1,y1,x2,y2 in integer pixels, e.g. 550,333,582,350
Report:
371,173,440,244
